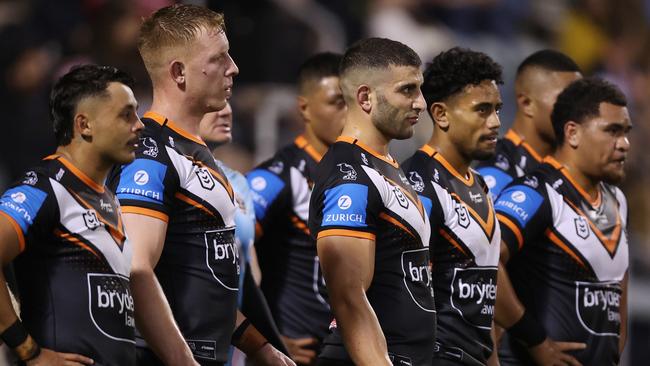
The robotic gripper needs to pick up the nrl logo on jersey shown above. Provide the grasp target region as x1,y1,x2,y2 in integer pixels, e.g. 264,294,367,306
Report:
455,203,470,228
196,167,216,190
408,171,425,192
575,216,590,239
22,171,38,186
83,209,102,230
337,163,357,181
393,187,409,209
141,137,158,158
495,154,510,171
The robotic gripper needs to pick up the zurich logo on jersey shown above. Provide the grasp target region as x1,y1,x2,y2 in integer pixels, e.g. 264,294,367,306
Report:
133,170,149,186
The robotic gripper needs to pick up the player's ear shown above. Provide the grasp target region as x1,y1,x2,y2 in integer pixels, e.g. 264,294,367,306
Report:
430,102,449,130
517,92,533,118
564,120,580,148
170,60,185,86
75,113,92,142
357,85,371,113
297,95,310,122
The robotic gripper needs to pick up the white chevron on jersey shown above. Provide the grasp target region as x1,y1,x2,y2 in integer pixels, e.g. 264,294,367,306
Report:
50,178,132,277
361,165,430,246
546,183,628,281
432,181,500,267
165,146,235,226
290,166,311,222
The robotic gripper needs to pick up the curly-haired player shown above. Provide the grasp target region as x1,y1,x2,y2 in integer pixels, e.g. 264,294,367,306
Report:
402,47,504,365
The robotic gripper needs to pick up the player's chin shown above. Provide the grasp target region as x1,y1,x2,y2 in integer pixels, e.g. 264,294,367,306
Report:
115,151,137,165
472,147,496,161
602,168,626,184
393,125,415,140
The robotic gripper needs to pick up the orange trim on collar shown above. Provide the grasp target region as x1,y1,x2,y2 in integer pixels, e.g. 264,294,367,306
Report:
294,135,323,163
504,129,542,162
144,111,207,147
425,147,474,187
55,155,105,193
543,156,601,206
336,136,398,168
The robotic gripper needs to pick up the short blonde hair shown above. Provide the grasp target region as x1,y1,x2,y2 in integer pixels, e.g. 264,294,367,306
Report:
138,4,225,74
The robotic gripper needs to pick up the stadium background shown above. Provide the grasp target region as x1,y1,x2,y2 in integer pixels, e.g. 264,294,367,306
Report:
0,0,648,363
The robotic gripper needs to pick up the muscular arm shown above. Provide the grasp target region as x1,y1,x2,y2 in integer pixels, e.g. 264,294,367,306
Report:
619,271,629,355
317,235,391,366
123,213,197,366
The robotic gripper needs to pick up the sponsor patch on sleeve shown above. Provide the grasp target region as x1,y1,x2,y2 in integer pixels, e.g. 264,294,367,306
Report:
116,159,167,204
0,185,47,233
322,183,368,228
246,169,285,220
476,166,513,199
494,185,543,228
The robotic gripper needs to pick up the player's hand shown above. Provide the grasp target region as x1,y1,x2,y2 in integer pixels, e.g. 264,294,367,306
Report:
26,348,94,365
528,338,586,366
249,342,296,366
281,336,318,365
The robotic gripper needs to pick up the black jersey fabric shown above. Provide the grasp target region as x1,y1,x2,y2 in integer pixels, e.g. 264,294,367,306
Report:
109,112,238,365
308,136,435,366
494,157,628,366
246,135,331,340
475,129,544,199
403,146,500,366
0,155,135,366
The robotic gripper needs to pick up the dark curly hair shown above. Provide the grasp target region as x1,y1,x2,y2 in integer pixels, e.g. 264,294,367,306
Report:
50,64,135,146
551,77,627,145
421,47,503,107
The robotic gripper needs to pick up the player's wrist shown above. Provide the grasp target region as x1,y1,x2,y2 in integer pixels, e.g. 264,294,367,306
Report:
507,309,547,348
1,320,41,362
231,318,268,356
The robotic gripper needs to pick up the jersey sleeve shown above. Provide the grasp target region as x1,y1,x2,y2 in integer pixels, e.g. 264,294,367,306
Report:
246,163,289,236
108,139,177,222
475,165,514,200
0,172,52,252
308,162,380,241
493,179,549,256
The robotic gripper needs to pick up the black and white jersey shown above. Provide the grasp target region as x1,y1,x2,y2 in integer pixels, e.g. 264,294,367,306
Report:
494,157,628,366
0,155,134,366
109,112,238,364
475,129,544,199
403,145,500,365
247,135,331,340
309,136,435,366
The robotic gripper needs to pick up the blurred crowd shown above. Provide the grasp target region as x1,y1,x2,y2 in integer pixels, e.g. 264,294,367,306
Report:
1,0,649,363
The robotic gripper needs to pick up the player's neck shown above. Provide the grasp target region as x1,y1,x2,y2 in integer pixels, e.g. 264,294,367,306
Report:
427,135,471,177
150,95,203,139
511,116,554,157
553,148,600,200
55,144,110,187
341,117,391,156
303,126,329,157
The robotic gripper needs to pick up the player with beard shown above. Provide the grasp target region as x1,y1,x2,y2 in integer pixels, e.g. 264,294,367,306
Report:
494,78,630,366
0,65,143,365
308,38,434,366
109,4,293,366
246,52,346,366
476,50,581,198
402,47,503,365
